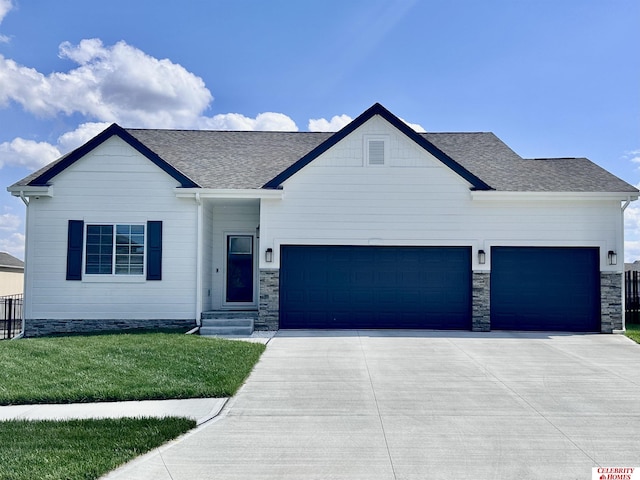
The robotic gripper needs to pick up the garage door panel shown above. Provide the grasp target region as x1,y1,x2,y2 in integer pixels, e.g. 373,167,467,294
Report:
491,247,600,332
280,245,471,329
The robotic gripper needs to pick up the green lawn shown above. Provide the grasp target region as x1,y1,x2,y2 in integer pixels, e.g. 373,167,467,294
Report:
625,323,640,344
0,332,265,479
0,332,265,405
0,417,195,480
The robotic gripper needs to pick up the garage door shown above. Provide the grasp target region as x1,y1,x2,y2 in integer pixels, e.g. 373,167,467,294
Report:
280,245,471,329
490,247,600,332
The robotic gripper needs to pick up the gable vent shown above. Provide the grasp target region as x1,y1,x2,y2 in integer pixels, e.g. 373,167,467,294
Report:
368,140,385,165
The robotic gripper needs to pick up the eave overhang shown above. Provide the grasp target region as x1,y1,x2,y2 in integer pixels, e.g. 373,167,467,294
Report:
174,188,284,200
470,191,640,202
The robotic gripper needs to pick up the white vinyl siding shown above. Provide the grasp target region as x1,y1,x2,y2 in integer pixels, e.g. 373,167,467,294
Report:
259,116,622,271
23,136,197,321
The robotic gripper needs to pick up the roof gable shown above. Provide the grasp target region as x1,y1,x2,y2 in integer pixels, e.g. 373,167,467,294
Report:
262,103,493,191
26,124,199,188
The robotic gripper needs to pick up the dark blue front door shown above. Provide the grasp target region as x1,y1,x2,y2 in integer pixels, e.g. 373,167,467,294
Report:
226,235,253,303
280,245,471,329
490,247,600,332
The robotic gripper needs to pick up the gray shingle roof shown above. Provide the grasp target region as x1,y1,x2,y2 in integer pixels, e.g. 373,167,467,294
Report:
9,125,638,194
127,130,334,189
421,132,637,193
0,252,24,269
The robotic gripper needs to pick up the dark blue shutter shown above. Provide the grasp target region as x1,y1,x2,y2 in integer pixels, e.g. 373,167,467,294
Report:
66,220,84,280
147,221,162,280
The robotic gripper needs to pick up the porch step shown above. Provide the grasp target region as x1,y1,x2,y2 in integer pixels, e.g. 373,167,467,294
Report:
199,315,255,337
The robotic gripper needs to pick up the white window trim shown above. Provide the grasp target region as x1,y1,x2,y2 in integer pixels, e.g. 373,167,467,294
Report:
364,135,389,167
83,222,147,280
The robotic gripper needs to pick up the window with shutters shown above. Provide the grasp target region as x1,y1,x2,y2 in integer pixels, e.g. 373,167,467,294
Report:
85,224,145,275
364,136,388,166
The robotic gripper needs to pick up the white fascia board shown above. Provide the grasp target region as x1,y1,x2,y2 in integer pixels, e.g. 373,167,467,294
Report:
7,185,54,197
174,188,283,200
471,191,639,202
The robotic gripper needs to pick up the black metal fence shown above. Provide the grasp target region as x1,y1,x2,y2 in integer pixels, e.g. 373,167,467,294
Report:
625,271,640,325
1,294,23,340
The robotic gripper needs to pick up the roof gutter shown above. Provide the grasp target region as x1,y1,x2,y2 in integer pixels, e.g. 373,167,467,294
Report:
174,188,283,200
471,191,640,202
8,186,54,203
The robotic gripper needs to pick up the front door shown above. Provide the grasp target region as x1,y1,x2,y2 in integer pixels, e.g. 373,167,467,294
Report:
226,235,254,303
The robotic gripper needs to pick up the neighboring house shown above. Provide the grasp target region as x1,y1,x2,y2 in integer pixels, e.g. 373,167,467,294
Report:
0,252,24,297
7,103,639,337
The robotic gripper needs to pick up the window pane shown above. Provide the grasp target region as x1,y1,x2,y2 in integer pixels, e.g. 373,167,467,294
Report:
86,225,113,275
114,224,145,275
85,224,145,276
229,236,252,254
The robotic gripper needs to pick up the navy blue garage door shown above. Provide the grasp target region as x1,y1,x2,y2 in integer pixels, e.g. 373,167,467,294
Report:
490,247,600,332
280,245,471,329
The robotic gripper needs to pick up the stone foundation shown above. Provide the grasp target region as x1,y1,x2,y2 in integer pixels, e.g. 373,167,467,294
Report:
23,318,196,338
472,272,491,331
600,272,623,333
258,269,280,330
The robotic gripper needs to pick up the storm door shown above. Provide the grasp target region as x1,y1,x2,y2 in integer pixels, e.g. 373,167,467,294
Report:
226,235,254,303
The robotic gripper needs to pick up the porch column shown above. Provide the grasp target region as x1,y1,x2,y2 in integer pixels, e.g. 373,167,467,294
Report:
472,271,491,332
258,269,279,330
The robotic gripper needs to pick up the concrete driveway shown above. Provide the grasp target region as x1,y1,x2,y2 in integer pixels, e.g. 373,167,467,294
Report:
104,330,640,479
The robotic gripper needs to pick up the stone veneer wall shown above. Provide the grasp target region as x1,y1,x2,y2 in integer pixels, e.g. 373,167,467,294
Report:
600,272,623,333
258,269,280,330
472,272,491,332
23,318,197,338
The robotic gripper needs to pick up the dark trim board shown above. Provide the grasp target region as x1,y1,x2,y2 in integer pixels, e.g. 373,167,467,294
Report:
263,103,493,191
279,245,472,329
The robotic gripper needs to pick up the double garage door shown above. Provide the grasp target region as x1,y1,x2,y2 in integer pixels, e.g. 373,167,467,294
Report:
279,245,601,332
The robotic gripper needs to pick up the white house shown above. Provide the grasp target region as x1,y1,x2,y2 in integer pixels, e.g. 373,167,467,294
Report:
7,104,638,336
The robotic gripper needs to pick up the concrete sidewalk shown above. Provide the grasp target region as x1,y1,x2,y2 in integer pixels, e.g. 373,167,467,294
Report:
100,330,640,480
0,397,228,425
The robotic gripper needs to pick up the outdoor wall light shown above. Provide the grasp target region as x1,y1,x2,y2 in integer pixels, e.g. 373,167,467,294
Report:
608,250,617,266
265,248,273,263
478,249,486,265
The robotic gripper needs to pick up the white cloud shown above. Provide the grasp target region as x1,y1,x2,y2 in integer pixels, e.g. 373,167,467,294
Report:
308,114,425,133
626,149,640,168
0,137,60,170
401,118,426,133
199,112,298,131
309,114,353,132
0,232,24,259
0,0,13,43
0,122,112,171
0,38,300,134
0,212,19,231
57,122,111,151
0,39,213,127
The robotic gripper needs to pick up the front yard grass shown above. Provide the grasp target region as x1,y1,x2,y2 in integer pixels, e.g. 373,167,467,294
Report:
0,417,195,480
0,332,266,405
0,333,265,479
625,323,640,344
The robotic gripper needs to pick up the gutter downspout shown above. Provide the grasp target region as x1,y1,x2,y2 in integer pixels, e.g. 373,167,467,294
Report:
621,196,632,332
19,190,29,337
195,192,203,329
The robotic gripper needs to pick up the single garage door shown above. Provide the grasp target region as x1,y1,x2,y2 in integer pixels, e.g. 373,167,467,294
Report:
280,245,471,329
491,247,600,332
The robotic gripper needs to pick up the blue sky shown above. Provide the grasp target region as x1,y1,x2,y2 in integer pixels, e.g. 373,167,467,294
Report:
0,0,639,260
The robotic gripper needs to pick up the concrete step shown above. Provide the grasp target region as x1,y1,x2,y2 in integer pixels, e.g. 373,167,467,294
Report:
201,318,254,328
201,311,258,320
199,316,254,337
200,325,254,336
